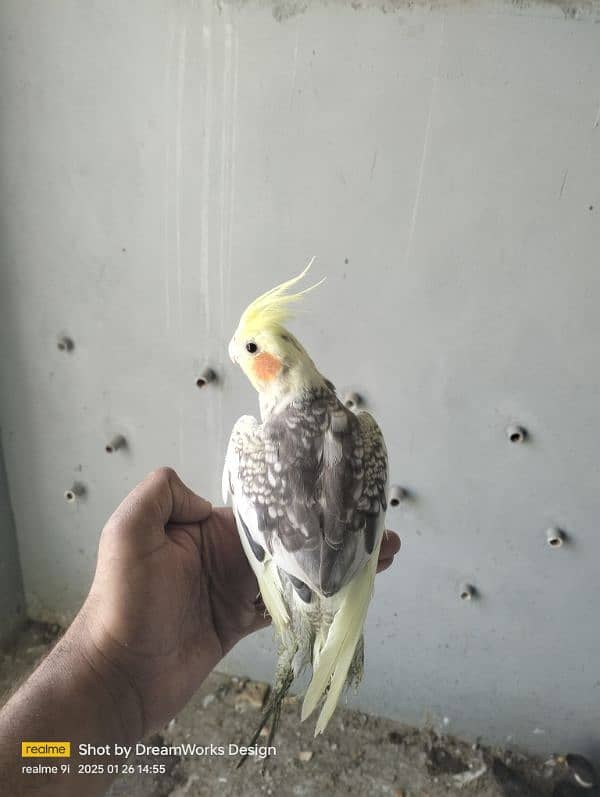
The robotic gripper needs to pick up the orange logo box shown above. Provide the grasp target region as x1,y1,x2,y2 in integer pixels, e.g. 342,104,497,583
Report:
21,742,71,758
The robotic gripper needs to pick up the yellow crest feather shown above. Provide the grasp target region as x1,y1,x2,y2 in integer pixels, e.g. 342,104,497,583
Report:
238,257,324,335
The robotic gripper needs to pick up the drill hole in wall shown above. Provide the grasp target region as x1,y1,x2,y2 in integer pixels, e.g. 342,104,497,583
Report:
506,425,527,444
105,435,126,454
64,483,84,502
388,485,408,507
195,368,216,389
57,336,74,352
459,584,476,601
546,528,565,548
343,392,362,410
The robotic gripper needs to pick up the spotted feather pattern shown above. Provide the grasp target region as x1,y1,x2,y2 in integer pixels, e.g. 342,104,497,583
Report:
226,387,387,598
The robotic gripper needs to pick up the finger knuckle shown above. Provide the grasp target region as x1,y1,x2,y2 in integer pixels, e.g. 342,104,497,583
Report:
148,466,176,485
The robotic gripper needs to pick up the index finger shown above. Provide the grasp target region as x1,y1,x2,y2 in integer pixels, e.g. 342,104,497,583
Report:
107,467,212,537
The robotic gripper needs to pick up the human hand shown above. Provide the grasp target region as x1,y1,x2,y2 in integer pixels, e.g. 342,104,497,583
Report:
72,468,401,739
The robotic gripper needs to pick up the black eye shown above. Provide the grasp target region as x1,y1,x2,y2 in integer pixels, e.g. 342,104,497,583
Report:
246,341,258,354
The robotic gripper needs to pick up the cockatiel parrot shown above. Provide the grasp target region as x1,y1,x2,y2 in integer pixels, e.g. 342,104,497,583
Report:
222,261,388,750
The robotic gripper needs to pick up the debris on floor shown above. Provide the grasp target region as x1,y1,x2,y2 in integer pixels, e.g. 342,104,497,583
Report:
1,622,598,797
232,678,270,710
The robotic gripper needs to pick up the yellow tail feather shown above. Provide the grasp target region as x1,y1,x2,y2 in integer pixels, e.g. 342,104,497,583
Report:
301,550,380,734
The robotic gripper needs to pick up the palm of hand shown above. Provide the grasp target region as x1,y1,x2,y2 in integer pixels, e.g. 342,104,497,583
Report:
86,505,266,732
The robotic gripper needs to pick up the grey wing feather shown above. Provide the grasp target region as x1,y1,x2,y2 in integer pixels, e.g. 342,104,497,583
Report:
355,411,388,554
225,396,387,600
314,408,387,593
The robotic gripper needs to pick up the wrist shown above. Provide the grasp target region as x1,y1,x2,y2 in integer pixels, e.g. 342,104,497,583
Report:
0,607,144,797
65,601,145,746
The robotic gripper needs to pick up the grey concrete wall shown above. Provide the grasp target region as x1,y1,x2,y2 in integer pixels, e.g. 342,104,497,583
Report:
1,0,600,757
0,436,25,644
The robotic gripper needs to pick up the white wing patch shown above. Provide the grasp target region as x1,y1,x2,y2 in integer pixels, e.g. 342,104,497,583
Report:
223,415,289,634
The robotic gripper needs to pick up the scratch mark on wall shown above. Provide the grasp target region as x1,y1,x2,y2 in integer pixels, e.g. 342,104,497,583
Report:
200,13,213,334
219,19,233,339
403,17,445,268
227,31,239,317
178,405,184,473
594,102,600,129
558,169,568,198
290,30,300,110
175,16,188,337
216,17,240,461
163,15,177,331
370,149,378,181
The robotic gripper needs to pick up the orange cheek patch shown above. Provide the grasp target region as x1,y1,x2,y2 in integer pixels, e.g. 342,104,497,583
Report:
252,353,283,382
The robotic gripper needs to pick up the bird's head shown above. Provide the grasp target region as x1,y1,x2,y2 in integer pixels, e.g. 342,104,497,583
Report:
228,259,325,396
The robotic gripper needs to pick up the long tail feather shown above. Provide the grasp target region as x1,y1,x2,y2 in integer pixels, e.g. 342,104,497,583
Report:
301,551,379,734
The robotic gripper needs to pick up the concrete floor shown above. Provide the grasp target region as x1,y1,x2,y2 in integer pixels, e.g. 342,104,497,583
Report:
1,622,596,797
